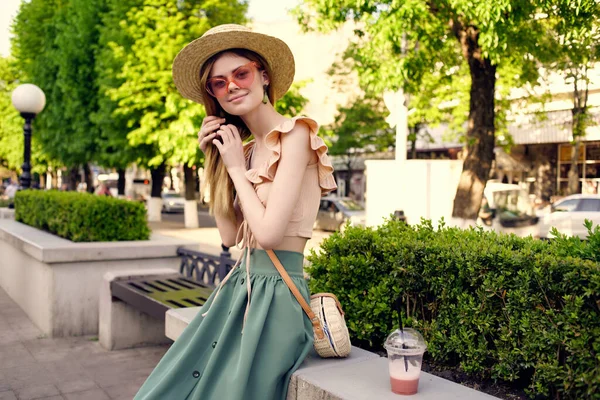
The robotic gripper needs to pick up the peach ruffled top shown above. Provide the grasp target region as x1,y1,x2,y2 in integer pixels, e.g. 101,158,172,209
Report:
205,116,337,329
239,116,337,239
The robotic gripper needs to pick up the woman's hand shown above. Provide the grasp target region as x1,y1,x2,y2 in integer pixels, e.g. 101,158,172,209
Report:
198,116,226,153
212,124,246,174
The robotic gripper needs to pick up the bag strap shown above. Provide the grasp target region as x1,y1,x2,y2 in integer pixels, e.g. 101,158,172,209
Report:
266,250,325,340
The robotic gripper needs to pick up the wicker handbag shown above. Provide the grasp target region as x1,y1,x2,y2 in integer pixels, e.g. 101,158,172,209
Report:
266,250,351,358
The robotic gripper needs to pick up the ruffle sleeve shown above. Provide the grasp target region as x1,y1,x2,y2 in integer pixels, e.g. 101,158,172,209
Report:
244,116,337,195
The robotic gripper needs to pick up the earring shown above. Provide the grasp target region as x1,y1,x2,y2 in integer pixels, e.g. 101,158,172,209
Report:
262,85,269,104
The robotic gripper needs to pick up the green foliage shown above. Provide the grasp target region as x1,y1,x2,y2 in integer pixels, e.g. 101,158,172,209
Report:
0,56,23,171
106,0,246,169
14,190,150,242
296,0,548,144
11,0,103,170
275,81,310,117
93,0,146,170
307,218,600,398
323,94,395,156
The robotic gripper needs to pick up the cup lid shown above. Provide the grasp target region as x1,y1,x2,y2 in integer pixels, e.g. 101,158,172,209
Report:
384,328,427,355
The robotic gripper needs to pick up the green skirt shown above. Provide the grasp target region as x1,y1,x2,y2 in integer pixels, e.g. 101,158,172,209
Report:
134,249,314,400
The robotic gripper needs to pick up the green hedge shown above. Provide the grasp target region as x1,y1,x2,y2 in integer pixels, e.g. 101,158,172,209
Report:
306,218,600,399
14,190,150,242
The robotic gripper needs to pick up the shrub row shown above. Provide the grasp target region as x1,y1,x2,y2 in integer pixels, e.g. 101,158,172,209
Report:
306,218,600,399
14,190,150,242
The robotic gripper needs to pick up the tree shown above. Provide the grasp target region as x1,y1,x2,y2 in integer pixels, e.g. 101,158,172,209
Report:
543,1,600,194
323,94,395,195
106,0,247,221
0,57,23,172
93,0,146,195
295,0,548,220
11,0,107,190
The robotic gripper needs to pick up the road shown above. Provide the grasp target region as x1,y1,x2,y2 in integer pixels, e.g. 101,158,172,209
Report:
161,208,217,227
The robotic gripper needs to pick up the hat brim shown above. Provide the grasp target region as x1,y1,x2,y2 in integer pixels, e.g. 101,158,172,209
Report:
172,30,295,105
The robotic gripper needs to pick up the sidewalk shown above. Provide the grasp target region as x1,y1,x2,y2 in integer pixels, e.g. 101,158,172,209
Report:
0,286,170,400
0,218,332,399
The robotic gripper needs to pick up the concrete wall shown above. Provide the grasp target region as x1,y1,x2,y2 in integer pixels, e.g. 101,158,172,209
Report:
0,220,199,337
365,159,464,228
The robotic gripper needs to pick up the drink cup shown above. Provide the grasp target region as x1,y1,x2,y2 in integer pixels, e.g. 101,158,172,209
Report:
384,328,427,395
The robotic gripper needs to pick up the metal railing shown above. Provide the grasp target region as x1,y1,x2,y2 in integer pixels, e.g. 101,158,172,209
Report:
177,245,235,287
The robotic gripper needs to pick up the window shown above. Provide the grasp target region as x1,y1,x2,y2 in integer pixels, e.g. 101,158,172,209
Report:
553,198,579,212
338,199,364,211
576,199,600,212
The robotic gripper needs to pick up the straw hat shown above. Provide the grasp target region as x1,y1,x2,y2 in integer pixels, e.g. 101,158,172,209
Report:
172,24,295,105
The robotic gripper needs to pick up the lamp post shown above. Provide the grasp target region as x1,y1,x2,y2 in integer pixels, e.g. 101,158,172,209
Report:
11,84,46,189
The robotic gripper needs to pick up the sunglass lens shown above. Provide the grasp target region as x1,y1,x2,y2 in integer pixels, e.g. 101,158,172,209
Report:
233,66,254,87
208,79,227,97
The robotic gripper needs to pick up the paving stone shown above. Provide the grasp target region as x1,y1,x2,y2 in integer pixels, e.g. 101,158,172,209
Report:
55,379,98,395
0,343,36,369
0,391,16,400
36,397,65,400
0,363,56,390
14,385,59,400
102,381,143,400
0,330,21,346
63,389,109,400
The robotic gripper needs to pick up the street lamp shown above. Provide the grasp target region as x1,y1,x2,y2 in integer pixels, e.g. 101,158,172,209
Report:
11,84,46,189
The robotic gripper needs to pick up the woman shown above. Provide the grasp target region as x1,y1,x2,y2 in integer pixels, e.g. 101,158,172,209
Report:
134,24,337,400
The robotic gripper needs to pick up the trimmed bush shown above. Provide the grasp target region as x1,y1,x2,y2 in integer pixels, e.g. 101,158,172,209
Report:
306,218,600,399
14,190,150,242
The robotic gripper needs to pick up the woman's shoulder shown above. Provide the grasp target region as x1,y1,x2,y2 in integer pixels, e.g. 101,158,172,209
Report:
245,115,337,195
273,115,319,136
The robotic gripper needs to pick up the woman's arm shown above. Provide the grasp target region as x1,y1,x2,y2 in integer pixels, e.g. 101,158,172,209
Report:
214,122,312,249
214,200,243,248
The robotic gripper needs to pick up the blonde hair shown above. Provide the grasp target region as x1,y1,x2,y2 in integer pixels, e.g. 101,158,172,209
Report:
200,49,275,223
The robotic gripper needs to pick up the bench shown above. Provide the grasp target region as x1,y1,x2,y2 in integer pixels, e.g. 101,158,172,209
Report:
98,246,234,350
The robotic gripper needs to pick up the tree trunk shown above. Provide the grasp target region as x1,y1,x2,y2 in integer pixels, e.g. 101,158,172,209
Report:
183,164,199,228
117,168,126,196
567,138,582,195
150,163,166,198
345,158,353,197
83,163,94,193
68,166,79,191
169,167,175,191
50,170,58,189
567,76,589,195
451,24,496,220
183,164,196,200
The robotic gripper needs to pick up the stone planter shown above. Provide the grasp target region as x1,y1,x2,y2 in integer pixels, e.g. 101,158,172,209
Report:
0,219,198,337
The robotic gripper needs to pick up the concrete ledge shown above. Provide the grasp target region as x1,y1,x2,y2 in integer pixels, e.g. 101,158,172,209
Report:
0,220,200,337
166,307,499,400
0,219,199,263
100,269,177,350
166,306,202,341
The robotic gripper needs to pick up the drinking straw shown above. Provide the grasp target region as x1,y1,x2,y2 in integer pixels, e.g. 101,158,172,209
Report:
395,295,409,372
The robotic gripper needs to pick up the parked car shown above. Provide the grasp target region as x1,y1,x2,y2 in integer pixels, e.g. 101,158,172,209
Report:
538,194,600,240
314,196,366,232
477,182,539,237
161,191,185,213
